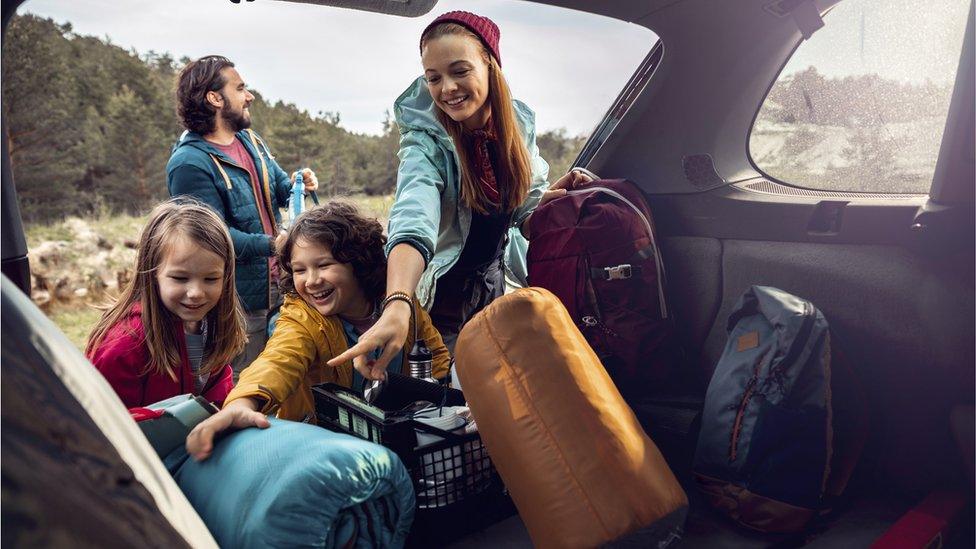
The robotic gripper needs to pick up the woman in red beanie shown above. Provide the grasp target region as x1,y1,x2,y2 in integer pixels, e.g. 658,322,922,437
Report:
330,11,590,379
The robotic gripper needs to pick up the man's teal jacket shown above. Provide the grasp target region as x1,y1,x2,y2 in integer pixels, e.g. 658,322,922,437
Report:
167,129,291,312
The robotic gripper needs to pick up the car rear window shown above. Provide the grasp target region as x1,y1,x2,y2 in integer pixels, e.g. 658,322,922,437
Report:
749,0,970,195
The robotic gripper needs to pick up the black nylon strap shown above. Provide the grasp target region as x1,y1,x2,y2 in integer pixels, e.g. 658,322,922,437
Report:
631,244,656,263
590,264,642,280
589,244,656,280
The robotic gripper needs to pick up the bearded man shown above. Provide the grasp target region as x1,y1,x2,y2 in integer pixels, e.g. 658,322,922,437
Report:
168,55,318,378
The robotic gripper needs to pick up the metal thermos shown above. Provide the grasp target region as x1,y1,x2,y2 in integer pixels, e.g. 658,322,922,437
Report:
407,338,437,384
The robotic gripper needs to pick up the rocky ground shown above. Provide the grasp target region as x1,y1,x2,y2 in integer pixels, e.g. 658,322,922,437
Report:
30,217,140,310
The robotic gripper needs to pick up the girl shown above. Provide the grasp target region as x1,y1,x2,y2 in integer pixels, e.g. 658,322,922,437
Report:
332,11,591,378
186,202,449,461
87,198,247,408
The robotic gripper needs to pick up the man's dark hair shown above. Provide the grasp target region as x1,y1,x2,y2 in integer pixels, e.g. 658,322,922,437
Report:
277,201,389,304
176,55,235,135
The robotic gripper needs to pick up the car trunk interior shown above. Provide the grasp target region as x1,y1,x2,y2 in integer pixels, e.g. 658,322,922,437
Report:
2,0,972,546
452,0,976,545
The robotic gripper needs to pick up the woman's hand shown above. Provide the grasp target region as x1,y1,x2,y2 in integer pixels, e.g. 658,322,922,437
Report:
185,398,269,461
522,169,596,238
539,168,594,207
327,300,412,380
333,243,425,379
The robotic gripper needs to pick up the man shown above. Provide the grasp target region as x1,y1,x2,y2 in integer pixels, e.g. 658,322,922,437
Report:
167,55,318,378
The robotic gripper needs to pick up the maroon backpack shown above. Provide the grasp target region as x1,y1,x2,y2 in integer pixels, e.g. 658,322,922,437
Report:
527,179,676,390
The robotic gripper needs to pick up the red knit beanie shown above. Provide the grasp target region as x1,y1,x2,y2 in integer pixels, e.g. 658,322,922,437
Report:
420,11,502,67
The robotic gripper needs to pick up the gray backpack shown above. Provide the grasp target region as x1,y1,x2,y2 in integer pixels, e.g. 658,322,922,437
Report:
693,286,837,533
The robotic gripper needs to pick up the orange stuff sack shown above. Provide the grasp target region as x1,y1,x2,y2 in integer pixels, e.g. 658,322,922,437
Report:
455,288,688,548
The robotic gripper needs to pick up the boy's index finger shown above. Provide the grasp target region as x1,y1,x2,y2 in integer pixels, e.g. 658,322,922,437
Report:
326,349,353,367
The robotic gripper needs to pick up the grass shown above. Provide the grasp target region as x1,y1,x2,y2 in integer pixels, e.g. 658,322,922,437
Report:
48,302,102,352
27,195,394,351
26,210,146,249
25,194,394,249
24,222,74,246
326,193,396,222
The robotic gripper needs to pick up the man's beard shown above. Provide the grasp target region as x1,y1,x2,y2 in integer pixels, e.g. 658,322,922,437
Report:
222,103,251,132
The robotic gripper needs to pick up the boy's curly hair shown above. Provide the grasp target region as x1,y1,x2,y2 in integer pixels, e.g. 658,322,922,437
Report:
277,201,388,303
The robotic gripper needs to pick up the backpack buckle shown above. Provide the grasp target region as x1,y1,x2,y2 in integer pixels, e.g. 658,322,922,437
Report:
604,264,632,280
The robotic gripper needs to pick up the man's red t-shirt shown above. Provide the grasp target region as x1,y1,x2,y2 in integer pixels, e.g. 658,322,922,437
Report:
211,137,280,284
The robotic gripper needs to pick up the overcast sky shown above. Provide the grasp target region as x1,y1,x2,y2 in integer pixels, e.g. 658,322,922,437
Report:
19,0,656,136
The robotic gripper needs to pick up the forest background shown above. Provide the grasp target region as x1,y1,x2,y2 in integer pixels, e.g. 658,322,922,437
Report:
3,14,586,348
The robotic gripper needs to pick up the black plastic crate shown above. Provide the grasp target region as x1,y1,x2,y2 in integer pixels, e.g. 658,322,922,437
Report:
311,383,516,545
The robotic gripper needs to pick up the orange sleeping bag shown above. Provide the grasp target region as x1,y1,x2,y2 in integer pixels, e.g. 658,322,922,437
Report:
455,288,687,548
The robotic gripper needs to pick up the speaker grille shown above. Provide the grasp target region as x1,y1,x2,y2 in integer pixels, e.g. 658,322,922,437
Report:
737,179,924,199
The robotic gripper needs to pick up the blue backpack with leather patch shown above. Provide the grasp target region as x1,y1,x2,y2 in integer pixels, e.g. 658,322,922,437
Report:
693,286,844,533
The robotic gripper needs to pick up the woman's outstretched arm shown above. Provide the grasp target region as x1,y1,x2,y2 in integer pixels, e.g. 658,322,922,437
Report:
327,243,425,380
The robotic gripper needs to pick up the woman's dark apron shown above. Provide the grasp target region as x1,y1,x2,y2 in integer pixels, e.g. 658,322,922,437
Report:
428,208,510,351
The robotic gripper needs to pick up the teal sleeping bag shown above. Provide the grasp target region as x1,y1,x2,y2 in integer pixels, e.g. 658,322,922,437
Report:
170,418,415,548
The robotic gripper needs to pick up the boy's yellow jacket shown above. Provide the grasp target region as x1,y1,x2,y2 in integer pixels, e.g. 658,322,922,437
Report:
225,294,450,422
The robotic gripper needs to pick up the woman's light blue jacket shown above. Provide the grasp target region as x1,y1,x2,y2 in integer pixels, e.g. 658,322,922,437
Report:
387,76,550,309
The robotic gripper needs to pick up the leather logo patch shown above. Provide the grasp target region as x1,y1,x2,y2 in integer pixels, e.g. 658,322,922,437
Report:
737,331,759,352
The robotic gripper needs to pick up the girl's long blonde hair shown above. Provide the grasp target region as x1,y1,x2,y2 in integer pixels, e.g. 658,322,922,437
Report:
85,198,247,381
422,22,532,215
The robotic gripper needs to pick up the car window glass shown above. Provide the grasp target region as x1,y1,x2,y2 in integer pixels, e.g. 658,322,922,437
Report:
750,0,969,194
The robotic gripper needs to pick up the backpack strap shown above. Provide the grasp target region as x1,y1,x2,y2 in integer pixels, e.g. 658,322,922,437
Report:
588,244,656,281
208,154,233,190
247,128,276,160
590,264,641,281
245,129,279,234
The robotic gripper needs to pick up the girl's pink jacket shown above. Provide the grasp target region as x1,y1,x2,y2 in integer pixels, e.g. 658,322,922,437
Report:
88,302,234,408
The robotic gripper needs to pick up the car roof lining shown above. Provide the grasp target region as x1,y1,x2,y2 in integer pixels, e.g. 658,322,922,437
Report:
271,0,436,18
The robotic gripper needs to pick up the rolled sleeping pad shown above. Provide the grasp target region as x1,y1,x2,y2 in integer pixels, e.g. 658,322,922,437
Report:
171,418,415,549
455,287,688,548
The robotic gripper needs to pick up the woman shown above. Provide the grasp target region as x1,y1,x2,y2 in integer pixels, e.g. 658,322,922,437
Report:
331,11,590,378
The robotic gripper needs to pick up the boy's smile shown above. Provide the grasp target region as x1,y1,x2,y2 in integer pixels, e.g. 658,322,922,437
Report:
290,237,371,319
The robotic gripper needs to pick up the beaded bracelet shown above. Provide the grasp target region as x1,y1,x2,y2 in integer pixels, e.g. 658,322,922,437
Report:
382,291,413,312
